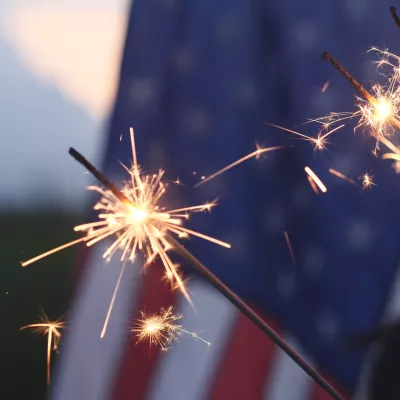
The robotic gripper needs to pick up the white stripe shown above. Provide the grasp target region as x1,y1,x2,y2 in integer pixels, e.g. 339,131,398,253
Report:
51,241,142,400
147,279,237,400
263,335,313,400
354,262,400,400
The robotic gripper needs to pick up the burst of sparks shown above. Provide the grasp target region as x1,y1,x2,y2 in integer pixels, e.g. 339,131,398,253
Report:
361,173,376,190
21,128,231,337
305,166,327,193
194,144,286,187
20,314,65,385
132,307,210,351
328,168,356,185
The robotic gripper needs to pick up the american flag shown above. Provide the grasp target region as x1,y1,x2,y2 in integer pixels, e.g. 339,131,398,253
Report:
53,1,400,399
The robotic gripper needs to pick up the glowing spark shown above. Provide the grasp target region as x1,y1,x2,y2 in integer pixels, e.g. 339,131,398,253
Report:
321,51,400,154
393,160,400,173
132,307,210,351
21,128,230,337
382,152,400,161
328,168,356,185
284,231,296,265
172,178,182,186
321,81,330,93
20,314,65,385
195,145,286,187
307,176,319,194
305,166,327,193
264,122,344,151
361,173,376,190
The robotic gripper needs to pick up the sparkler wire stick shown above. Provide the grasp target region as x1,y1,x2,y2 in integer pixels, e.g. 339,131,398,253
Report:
321,52,400,136
69,147,131,204
390,6,400,30
68,148,344,400
166,235,344,400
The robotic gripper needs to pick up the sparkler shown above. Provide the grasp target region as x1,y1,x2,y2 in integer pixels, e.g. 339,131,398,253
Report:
307,176,320,194
132,306,210,350
20,314,65,385
320,51,400,154
284,231,296,265
22,128,230,337
28,132,342,398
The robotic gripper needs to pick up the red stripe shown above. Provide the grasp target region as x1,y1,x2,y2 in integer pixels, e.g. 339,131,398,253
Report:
111,262,177,399
209,312,280,400
311,376,350,400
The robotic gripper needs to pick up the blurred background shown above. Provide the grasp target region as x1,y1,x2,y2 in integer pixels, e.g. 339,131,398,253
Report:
0,0,128,398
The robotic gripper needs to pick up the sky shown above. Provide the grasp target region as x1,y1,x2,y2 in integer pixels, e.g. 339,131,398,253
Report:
0,0,129,209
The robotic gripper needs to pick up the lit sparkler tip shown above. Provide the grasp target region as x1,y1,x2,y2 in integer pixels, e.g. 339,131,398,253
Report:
25,129,231,337
132,307,210,350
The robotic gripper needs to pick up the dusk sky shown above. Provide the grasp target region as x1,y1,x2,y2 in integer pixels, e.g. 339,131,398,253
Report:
0,0,129,208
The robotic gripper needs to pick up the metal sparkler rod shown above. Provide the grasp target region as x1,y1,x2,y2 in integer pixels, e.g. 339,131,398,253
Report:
68,147,344,400
167,235,344,400
69,148,131,204
321,52,376,105
390,6,400,30
321,52,400,133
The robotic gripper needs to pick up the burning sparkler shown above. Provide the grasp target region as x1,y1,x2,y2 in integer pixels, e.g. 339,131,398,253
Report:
20,313,65,385
318,50,400,155
132,306,210,350
21,128,230,337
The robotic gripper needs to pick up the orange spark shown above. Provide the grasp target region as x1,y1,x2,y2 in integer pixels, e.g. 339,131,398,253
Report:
195,145,286,187
328,168,356,185
305,166,327,193
321,81,330,93
20,314,65,385
284,231,296,265
132,307,210,351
